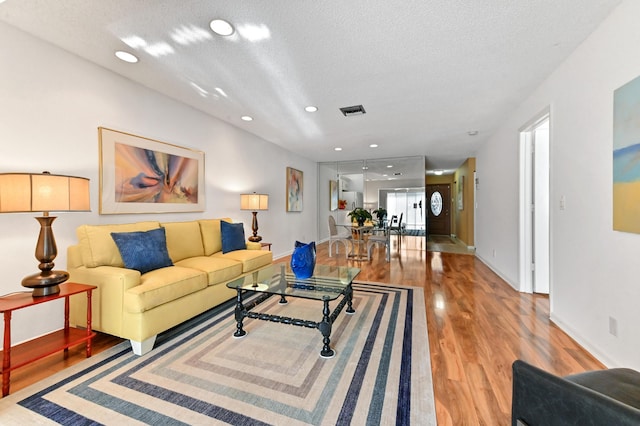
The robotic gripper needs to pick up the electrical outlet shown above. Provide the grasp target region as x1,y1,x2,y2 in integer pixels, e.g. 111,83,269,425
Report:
609,316,618,337
560,195,566,210
492,249,496,258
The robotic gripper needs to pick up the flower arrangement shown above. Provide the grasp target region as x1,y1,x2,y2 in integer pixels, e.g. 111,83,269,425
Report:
373,207,387,221
347,207,372,226
373,207,388,228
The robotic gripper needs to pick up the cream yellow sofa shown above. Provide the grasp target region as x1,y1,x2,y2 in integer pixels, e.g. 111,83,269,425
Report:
67,218,272,355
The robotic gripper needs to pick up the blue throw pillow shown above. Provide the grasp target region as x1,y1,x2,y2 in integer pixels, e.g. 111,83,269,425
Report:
111,228,173,274
221,221,246,253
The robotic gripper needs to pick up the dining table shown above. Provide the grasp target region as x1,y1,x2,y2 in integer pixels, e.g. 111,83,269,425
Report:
339,223,374,261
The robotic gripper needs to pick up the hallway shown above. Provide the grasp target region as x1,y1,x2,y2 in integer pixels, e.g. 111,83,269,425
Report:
427,234,476,255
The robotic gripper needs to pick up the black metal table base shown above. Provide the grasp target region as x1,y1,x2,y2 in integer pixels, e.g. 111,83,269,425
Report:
232,283,355,357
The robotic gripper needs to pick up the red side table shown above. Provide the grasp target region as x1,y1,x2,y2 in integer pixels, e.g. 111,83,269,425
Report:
0,282,96,396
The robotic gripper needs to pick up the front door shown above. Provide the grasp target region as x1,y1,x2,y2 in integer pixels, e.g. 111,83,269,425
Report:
426,184,451,235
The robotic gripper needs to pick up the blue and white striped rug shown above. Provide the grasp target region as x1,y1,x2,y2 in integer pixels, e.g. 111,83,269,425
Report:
0,282,435,425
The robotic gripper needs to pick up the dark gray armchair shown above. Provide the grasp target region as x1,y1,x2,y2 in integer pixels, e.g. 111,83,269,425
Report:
512,360,640,426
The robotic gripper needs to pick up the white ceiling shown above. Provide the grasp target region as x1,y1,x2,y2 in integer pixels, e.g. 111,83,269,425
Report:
0,0,621,172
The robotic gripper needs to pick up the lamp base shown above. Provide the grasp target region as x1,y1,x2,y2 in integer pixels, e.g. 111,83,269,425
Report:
22,270,69,297
248,235,263,242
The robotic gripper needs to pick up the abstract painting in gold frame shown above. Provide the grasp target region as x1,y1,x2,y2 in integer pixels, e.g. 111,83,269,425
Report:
99,127,205,214
286,167,303,212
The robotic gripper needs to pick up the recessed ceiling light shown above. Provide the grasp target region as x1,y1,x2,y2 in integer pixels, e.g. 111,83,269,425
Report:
304,106,318,112
241,115,253,121
386,165,393,168
210,19,235,36
334,147,342,151
115,51,138,63
369,144,378,148
362,166,369,170
467,130,479,136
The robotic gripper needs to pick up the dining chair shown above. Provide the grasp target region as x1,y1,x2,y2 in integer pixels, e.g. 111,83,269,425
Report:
367,223,390,262
389,212,405,236
328,215,353,258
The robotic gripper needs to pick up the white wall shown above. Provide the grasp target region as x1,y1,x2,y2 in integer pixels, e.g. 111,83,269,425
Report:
476,0,640,369
0,22,317,345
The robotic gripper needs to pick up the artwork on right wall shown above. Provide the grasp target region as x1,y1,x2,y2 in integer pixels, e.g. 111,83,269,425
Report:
457,176,464,211
613,74,640,234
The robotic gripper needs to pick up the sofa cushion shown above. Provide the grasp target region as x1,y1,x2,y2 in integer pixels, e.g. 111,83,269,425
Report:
124,266,208,313
213,249,273,273
161,221,205,262
176,256,243,285
111,228,174,274
198,218,230,255
77,221,161,268
566,368,640,409
512,360,640,426
221,221,246,253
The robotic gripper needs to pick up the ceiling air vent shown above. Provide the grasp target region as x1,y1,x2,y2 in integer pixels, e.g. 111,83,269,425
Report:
339,104,366,117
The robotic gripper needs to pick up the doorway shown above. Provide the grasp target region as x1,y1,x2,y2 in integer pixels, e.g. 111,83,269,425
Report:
519,111,550,294
426,184,451,235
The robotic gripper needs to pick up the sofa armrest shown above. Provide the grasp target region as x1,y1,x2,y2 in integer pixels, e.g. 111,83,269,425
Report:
246,241,262,250
69,265,141,338
512,360,640,426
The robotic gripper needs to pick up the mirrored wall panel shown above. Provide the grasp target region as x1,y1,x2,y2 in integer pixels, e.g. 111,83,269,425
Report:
318,156,425,241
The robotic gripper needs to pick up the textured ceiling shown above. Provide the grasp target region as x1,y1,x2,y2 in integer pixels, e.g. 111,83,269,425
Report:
0,0,621,172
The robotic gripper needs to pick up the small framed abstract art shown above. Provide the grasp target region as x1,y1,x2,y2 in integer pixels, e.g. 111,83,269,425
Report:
457,176,464,211
330,180,338,211
286,167,303,212
99,127,205,214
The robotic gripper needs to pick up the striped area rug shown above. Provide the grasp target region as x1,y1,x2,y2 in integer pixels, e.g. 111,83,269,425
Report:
0,282,435,425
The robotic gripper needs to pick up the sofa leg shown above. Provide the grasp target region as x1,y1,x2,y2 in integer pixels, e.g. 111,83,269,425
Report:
130,335,157,356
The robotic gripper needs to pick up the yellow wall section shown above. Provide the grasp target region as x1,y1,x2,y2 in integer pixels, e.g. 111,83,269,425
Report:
453,158,475,247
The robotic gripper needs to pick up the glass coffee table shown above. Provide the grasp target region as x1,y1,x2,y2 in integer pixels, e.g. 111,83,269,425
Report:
226,263,360,358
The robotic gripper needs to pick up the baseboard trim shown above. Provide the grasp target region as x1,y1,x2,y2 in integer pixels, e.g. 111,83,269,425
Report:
475,254,519,291
549,313,616,368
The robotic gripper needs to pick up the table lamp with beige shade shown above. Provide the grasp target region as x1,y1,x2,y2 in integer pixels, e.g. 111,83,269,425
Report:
240,192,268,242
0,171,90,296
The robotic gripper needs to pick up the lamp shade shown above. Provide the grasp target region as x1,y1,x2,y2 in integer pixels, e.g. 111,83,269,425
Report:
240,193,269,211
0,172,90,213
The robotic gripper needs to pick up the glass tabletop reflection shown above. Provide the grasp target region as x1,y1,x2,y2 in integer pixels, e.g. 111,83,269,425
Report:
226,264,361,301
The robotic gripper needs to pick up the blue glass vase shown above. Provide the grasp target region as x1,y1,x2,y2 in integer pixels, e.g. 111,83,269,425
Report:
290,241,316,279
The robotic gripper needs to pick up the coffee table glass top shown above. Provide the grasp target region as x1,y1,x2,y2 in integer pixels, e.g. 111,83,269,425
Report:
226,264,360,301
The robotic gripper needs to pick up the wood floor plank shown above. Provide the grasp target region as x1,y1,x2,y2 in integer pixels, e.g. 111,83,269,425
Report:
7,236,604,425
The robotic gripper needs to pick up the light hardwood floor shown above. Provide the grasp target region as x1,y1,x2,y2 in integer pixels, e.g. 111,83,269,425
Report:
8,235,603,425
